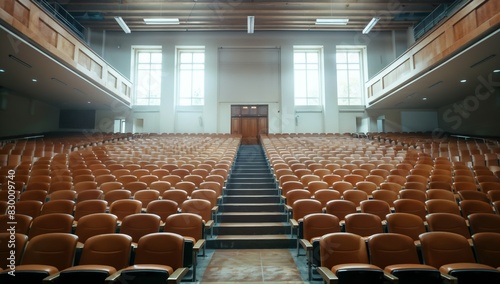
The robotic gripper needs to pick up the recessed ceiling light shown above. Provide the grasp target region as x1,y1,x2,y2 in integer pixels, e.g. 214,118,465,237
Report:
422,97,427,101
315,18,349,25
144,18,179,25
0,69,5,73
32,78,37,82
494,69,500,73
460,79,467,83
87,101,91,104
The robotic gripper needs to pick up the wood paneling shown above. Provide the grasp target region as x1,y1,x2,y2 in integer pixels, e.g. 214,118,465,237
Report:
453,11,478,41
366,0,499,105
231,105,268,144
0,0,132,102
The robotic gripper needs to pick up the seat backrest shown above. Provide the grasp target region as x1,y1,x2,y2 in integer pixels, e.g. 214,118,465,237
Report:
74,213,118,243
291,199,322,220
343,189,368,207
119,213,161,243
162,189,188,207
0,233,27,267
360,199,391,221
468,213,500,234
368,233,421,269
393,198,427,221
285,189,310,207
302,213,340,241
399,189,427,203
403,181,427,192
419,231,476,268
40,199,75,215
386,212,426,241
134,232,185,270
133,189,160,208
306,180,329,195
99,181,124,194
19,189,47,203
21,232,79,271
426,189,456,202
344,212,383,237
104,189,132,204
459,200,495,217
146,199,179,222
174,181,197,196
313,189,341,207
325,199,357,221
372,189,398,207
75,189,103,203
0,214,32,235
15,200,43,218
48,190,76,201
73,181,98,193
471,232,500,268
426,212,471,239
425,199,461,216
181,199,212,222
331,181,354,195
123,181,148,195
79,233,132,270
74,199,108,221
28,213,74,240
164,213,203,241
355,181,378,196
320,232,369,268
191,189,218,207
109,199,142,221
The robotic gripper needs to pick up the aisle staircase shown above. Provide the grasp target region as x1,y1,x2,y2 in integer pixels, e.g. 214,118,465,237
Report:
207,144,294,249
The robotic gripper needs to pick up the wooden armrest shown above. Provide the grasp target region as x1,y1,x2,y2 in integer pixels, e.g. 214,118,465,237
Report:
383,272,399,283
316,266,338,284
284,204,292,211
440,273,458,284
193,239,206,251
211,205,219,213
290,218,299,227
105,269,124,283
205,220,214,229
42,272,61,283
299,239,312,251
167,267,189,284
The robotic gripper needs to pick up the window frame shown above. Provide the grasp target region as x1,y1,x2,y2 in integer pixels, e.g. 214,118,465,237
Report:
336,45,368,107
131,46,163,106
175,46,206,107
293,46,324,108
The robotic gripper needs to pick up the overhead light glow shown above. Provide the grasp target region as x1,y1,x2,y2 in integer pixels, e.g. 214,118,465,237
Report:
144,18,180,25
460,79,467,83
315,18,349,25
362,17,380,34
115,16,131,33
247,16,255,34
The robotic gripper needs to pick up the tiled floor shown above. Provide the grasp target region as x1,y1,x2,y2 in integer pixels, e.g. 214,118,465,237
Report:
188,248,324,284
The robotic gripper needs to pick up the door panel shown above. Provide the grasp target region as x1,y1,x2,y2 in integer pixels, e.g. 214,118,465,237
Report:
231,105,268,144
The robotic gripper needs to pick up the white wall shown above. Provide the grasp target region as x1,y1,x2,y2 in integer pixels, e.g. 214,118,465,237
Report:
96,30,409,134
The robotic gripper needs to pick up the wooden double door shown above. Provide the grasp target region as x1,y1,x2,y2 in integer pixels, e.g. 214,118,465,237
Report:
231,105,268,144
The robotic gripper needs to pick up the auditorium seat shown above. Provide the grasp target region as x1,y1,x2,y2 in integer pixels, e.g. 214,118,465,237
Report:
419,231,500,283
46,233,133,283
368,233,442,284
317,232,394,284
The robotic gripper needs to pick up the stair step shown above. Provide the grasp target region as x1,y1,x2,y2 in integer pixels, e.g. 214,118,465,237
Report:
206,235,295,249
214,222,290,235
223,188,278,195
225,183,276,189
227,177,275,183
222,195,281,203
217,212,287,223
231,168,271,174
219,203,283,212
